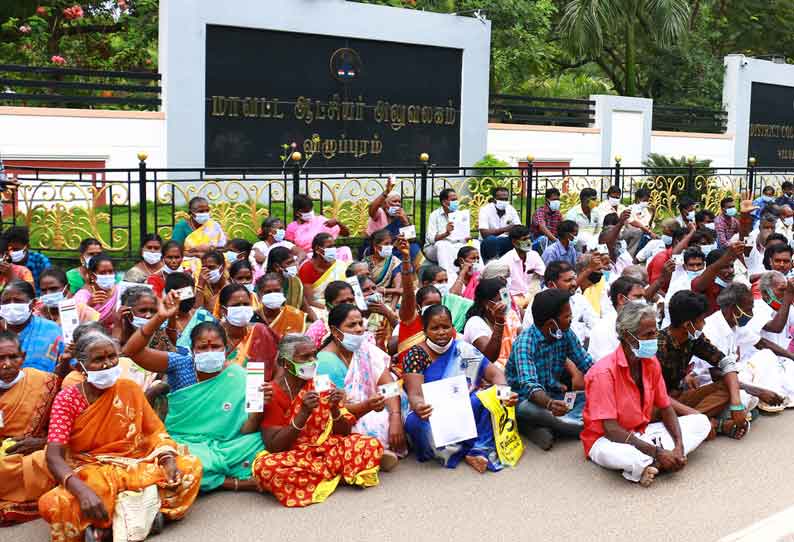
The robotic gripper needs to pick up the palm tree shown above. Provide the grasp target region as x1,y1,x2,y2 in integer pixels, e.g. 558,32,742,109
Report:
559,0,690,96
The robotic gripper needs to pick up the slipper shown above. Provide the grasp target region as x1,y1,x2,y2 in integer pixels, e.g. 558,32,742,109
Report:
758,402,786,413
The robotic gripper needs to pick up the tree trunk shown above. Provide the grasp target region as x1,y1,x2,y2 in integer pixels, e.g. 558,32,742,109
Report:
624,14,637,96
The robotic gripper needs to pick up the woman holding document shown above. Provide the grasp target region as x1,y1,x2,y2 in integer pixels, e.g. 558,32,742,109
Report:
403,304,518,473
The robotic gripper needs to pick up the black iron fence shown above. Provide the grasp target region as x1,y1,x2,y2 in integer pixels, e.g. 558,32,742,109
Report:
2,158,793,265
0,64,160,111
652,104,727,134
488,94,594,127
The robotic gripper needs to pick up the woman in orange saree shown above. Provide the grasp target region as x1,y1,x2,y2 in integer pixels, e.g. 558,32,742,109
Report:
0,332,59,525
39,331,202,542
253,334,382,508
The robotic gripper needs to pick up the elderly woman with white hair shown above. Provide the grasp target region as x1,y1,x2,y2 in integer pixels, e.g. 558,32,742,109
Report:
581,302,711,486
252,333,383,507
40,331,202,542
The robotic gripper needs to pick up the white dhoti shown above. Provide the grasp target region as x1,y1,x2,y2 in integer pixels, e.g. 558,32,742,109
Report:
588,414,711,483
741,349,794,405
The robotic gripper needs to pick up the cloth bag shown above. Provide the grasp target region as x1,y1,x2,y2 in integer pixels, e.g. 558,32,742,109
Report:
112,484,161,542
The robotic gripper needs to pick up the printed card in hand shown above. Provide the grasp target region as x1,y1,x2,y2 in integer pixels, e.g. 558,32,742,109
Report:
59,299,80,345
314,374,332,393
346,276,368,311
245,362,266,413
378,380,402,399
496,385,512,401
399,225,417,240
449,210,470,241
564,391,577,411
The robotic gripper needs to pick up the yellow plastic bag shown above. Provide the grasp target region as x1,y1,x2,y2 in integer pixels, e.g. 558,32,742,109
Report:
476,386,523,467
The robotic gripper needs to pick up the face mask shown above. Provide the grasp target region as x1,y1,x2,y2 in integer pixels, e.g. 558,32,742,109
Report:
194,212,210,225
274,228,286,242
734,310,752,328
194,351,225,373
379,245,393,258
226,305,253,327
687,211,695,221
162,264,181,274
686,269,703,280
765,288,783,310
495,200,507,211
715,276,730,289
131,316,150,329
225,251,239,264
83,255,93,268
337,330,365,352
517,240,532,252
366,293,383,305
9,249,25,263
549,320,564,340
243,283,255,293
700,244,716,257
434,283,449,297
628,333,658,359
603,270,612,282
208,268,222,284
300,211,314,221
283,265,298,278
448,200,459,212
322,247,337,263
621,295,647,306
426,338,453,354
0,370,23,390
387,206,401,216
763,195,775,203
95,274,116,290
588,271,603,284
726,207,738,217
262,291,286,309
785,217,794,227
661,234,673,246
548,200,561,212
290,360,317,381
40,290,65,308
142,251,162,265
705,223,716,230
687,322,703,340
0,302,31,326
608,197,621,206
82,363,122,390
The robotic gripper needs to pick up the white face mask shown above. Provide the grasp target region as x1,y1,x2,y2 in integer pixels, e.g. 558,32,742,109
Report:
207,268,222,284
494,200,507,211
162,264,180,274
225,251,239,265
337,330,365,352
387,206,401,216
300,211,314,222
426,338,453,354
226,305,253,327
95,274,116,291
0,370,23,389
322,247,337,263
292,360,317,381
194,212,210,225
283,265,298,278
261,292,286,309
82,363,122,390
9,249,26,263
194,350,225,373
379,245,393,258
608,197,621,206
142,251,162,265
785,217,794,227
40,290,65,308
0,302,31,325
274,228,286,242
434,283,449,297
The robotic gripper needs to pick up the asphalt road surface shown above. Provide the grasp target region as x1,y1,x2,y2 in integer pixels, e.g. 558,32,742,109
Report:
11,410,794,542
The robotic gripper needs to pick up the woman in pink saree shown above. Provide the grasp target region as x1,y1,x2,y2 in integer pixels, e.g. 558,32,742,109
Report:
71,254,120,331
285,194,352,261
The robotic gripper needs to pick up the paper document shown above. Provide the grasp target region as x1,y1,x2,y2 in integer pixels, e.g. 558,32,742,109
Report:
421,375,477,447
449,210,470,241
59,299,80,344
245,362,265,413
399,225,417,240
346,276,368,311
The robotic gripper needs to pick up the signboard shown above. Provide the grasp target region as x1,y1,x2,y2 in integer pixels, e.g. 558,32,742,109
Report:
205,25,462,168
748,82,794,168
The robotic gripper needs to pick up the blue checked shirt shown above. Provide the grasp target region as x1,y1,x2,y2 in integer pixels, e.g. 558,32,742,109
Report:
24,251,51,295
506,324,593,401
541,240,577,267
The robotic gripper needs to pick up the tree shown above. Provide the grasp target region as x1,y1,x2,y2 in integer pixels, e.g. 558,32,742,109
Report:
558,0,690,96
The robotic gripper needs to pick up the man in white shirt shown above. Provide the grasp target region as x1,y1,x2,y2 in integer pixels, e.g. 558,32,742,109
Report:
592,185,626,233
637,218,677,264
692,282,786,410
588,276,646,362
675,196,697,229
479,186,521,262
564,187,599,248
424,188,469,274
498,225,546,311
620,188,657,256
776,205,794,241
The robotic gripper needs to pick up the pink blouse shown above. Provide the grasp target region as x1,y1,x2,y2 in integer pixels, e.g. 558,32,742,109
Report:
285,216,341,252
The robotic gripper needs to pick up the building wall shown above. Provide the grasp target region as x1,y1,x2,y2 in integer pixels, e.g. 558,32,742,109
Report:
650,131,734,166
486,124,602,167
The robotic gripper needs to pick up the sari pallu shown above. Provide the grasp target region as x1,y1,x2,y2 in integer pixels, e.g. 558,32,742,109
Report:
269,305,306,336
284,276,304,310
72,286,120,331
403,340,502,471
183,219,228,253
310,261,348,307
252,383,383,508
38,380,202,542
0,368,59,525
225,323,280,369
365,253,401,300
166,365,265,491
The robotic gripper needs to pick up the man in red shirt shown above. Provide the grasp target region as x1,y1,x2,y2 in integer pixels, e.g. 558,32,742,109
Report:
581,301,711,486
647,225,691,290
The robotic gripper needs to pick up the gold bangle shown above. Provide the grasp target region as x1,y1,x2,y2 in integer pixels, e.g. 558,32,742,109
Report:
290,418,306,431
61,472,75,488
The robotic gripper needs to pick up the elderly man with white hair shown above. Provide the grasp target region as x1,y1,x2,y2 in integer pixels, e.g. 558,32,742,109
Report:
581,302,711,486
776,204,794,241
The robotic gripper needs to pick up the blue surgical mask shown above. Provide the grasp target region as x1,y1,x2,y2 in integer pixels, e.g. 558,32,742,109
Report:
700,244,716,257
687,322,703,340
448,200,459,212
274,228,286,242
661,235,673,246
628,331,658,359
322,247,337,263
40,290,65,308
725,207,737,217
763,195,775,203
715,276,729,288
194,351,225,373
735,310,752,327
549,200,561,212
379,245,393,258
550,320,564,340
686,269,703,280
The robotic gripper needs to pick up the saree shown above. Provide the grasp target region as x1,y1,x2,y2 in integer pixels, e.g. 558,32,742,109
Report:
403,339,502,471
462,271,481,300
165,365,266,491
396,317,425,379
366,253,401,290
175,308,216,350
443,293,474,333
252,382,382,507
72,286,120,330
0,368,59,525
225,323,280,369
38,380,202,542
19,316,64,373
309,261,348,307
269,305,307,336
183,219,228,252
285,276,304,310
316,343,395,451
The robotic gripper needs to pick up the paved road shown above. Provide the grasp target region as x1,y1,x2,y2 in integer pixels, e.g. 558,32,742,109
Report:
11,410,794,542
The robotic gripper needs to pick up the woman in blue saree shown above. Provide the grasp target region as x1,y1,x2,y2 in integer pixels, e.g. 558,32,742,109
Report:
403,304,517,473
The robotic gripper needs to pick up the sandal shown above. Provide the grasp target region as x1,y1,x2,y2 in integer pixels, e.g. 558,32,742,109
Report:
150,512,165,536
717,418,750,440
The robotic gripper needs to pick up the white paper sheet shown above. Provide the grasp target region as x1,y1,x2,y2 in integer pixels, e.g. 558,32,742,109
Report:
421,375,477,447
449,210,470,241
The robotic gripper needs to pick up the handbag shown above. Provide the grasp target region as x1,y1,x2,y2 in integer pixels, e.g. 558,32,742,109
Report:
112,484,161,542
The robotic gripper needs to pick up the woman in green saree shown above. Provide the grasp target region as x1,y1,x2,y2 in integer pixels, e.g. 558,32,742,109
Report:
363,229,403,307
266,246,316,321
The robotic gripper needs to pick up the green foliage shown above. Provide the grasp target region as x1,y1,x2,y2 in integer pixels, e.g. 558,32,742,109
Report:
642,153,714,174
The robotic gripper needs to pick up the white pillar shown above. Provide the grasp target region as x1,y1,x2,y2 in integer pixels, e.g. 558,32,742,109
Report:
591,95,653,167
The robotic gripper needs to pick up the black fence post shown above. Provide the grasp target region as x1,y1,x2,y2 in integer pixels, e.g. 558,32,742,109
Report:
686,157,696,200
525,154,534,224
138,152,148,239
291,152,302,197
419,153,429,246
614,156,622,193
747,156,756,197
